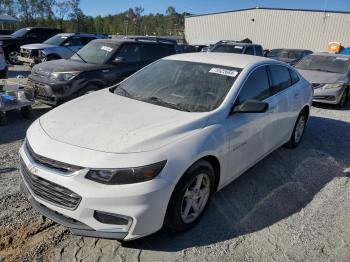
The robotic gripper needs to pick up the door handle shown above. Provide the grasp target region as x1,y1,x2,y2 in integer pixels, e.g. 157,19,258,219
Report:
102,70,110,73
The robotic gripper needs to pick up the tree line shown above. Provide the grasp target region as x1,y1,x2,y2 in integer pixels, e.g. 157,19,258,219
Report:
0,0,188,36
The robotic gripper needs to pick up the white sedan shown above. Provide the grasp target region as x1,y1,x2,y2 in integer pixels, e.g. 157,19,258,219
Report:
19,53,313,241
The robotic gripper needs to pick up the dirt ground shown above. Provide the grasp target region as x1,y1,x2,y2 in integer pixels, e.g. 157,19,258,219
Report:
1,65,350,262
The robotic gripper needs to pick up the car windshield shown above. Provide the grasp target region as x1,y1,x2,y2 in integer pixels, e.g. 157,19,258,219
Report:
267,50,304,59
44,35,68,45
70,41,117,64
211,44,245,54
295,55,350,74
114,60,241,112
11,28,30,37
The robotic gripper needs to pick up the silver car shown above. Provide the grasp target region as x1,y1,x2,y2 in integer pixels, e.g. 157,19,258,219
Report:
295,53,350,107
18,33,108,66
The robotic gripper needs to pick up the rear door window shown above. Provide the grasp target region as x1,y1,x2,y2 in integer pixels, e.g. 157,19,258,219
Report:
255,46,263,56
267,65,292,94
141,44,173,62
244,46,255,55
117,44,141,62
81,37,96,45
237,66,271,104
289,69,300,85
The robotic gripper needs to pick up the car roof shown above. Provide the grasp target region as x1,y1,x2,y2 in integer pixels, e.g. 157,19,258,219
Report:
309,52,350,58
215,42,261,47
164,52,272,68
56,33,105,37
92,38,174,46
270,48,311,52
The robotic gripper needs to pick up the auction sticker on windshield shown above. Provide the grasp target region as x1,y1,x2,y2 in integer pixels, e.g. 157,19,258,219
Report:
101,46,113,52
209,68,238,78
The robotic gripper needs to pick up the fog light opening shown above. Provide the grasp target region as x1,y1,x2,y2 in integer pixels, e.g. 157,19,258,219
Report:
93,211,131,226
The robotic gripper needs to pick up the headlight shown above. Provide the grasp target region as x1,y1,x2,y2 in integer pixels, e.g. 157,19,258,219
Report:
85,161,167,185
322,83,346,89
49,71,80,81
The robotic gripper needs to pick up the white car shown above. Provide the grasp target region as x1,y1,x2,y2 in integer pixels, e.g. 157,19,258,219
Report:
0,46,8,78
19,53,313,241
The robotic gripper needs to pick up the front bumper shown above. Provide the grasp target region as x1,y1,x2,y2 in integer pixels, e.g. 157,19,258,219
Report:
27,76,71,106
19,144,175,240
313,86,347,105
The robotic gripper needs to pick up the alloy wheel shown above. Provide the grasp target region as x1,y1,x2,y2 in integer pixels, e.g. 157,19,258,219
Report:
294,115,305,144
9,51,20,64
181,173,211,224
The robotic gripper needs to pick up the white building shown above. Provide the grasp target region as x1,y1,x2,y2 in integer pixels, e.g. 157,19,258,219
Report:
185,7,350,51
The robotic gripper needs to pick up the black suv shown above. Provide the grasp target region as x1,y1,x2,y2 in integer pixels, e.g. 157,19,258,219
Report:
27,38,176,106
0,27,62,64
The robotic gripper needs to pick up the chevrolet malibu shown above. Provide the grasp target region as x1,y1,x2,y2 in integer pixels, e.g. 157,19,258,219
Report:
19,53,313,241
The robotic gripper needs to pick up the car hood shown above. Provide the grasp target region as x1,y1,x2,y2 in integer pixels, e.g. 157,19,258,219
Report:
33,58,107,73
296,69,347,84
21,43,57,50
0,35,15,41
39,89,208,153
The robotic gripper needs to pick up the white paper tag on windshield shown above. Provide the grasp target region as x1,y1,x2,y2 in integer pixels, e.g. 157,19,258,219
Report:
209,68,238,78
336,57,349,61
101,46,113,52
234,46,244,49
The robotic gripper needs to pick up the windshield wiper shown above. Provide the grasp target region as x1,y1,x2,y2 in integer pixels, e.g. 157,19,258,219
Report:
66,46,87,63
145,97,190,112
115,86,132,98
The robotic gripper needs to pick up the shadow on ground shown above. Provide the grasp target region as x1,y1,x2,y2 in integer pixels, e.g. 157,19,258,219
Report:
123,115,350,251
0,106,50,144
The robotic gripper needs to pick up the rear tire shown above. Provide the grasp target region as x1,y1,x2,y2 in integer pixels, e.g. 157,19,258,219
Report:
164,160,215,233
285,110,308,148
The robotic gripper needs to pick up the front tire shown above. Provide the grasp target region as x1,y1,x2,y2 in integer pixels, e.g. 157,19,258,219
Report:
164,160,215,232
6,48,21,65
285,110,307,148
338,87,349,108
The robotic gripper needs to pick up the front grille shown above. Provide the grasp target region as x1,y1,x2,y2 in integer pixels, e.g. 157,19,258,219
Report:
20,158,82,210
25,140,81,173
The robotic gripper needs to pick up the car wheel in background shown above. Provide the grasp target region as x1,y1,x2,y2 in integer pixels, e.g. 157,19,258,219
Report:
6,48,21,65
164,160,215,232
0,111,7,125
20,106,33,119
338,87,349,108
285,110,308,148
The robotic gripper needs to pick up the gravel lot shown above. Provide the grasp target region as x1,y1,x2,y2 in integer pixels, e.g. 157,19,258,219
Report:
1,65,350,262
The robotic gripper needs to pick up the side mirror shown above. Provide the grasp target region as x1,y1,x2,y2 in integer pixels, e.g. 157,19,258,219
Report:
231,100,269,114
113,57,125,64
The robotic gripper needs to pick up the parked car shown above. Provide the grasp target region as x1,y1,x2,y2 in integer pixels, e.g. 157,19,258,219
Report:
20,53,312,241
0,27,62,65
18,33,108,66
0,29,14,35
0,47,8,78
211,41,263,56
266,49,313,65
27,37,176,106
295,53,350,107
